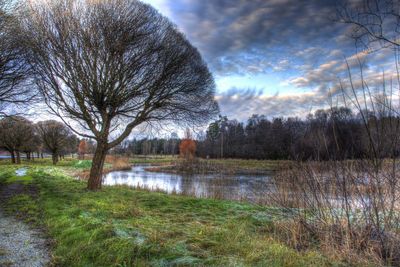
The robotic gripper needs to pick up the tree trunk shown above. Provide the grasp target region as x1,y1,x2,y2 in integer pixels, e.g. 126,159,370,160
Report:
10,150,15,164
26,153,30,161
87,142,108,190
52,153,58,165
41,152,44,159
16,151,21,164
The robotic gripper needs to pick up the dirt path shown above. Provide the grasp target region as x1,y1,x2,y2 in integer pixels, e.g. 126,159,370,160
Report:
0,182,50,267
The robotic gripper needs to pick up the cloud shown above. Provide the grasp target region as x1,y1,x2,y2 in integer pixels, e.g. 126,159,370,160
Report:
143,0,398,121
161,0,348,75
289,48,396,94
217,88,326,121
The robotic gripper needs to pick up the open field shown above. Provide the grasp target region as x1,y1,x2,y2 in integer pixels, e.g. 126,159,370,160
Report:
0,160,345,267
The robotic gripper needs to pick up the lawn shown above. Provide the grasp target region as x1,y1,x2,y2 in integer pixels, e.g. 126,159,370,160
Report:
0,161,339,267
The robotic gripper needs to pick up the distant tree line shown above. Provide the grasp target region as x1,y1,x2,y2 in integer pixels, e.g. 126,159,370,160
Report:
110,134,180,157
0,116,80,164
113,106,400,161
198,107,399,160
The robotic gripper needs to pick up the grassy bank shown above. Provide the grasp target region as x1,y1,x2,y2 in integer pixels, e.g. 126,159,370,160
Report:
132,156,285,174
129,155,178,165
0,162,337,266
0,156,132,178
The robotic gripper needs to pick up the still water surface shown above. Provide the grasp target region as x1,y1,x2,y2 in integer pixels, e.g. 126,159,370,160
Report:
103,165,273,202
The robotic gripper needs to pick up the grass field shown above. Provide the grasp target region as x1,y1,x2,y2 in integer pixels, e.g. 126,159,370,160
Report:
0,160,342,267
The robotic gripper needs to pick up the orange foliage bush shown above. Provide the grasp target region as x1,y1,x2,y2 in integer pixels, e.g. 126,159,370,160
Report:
78,140,87,159
179,139,196,160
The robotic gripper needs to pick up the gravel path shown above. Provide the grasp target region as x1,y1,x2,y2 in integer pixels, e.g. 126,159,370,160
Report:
0,209,50,267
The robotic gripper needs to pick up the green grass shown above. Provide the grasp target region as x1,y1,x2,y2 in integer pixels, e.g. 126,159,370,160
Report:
6,174,33,184
200,158,286,172
0,158,95,174
129,155,178,165
130,155,284,171
71,160,93,169
0,156,284,174
0,163,340,267
130,156,285,174
0,158,79,166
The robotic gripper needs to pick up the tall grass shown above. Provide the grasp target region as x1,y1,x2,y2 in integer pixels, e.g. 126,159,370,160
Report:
269,58,400,266
105,155,131,171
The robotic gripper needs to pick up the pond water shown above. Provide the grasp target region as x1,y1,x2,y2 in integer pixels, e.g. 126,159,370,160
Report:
15,168,28,176
103,165,274,203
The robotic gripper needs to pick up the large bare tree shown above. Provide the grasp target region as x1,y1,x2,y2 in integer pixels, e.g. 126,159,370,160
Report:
17,0,219,190
0,0,33,114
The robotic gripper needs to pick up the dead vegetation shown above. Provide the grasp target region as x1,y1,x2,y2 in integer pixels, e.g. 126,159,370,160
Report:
77,155,132,180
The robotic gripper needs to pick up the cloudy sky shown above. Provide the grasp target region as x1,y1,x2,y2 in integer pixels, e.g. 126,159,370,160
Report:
140,0,395,121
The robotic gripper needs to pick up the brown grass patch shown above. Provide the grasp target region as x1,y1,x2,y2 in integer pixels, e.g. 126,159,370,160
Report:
105,155,131,171
75,155,132,180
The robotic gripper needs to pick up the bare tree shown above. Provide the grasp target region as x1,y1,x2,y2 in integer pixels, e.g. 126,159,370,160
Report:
16,0,218,190
60,134,79,159
337,0,400,50
0,0,34,114
36,120,75,165
0,116,35,163
20,131,41,160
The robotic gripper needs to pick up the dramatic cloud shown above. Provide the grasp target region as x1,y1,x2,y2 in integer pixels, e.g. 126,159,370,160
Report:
132,1,400,121
216,88,324,121
156,0,351,75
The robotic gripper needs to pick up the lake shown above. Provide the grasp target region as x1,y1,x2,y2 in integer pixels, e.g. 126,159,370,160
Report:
103,164,274,203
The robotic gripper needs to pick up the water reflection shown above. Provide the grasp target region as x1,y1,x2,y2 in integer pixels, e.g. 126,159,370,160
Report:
103,165,273,202
15,168,27,176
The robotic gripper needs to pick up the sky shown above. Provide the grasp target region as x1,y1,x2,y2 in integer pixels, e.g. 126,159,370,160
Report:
140,0,397,121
